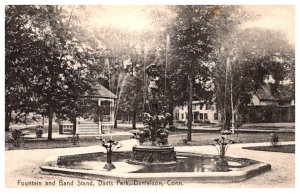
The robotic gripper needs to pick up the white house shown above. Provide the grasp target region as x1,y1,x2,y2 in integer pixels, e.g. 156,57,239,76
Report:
173,101,222,124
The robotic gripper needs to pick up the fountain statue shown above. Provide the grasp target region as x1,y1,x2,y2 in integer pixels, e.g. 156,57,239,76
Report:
128,64,177,165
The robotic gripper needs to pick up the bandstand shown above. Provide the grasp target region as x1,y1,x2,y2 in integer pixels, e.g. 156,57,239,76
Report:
59,83,117,134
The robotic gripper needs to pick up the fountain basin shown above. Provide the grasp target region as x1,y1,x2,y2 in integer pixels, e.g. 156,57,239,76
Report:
41,150,271,183
128,145,177,165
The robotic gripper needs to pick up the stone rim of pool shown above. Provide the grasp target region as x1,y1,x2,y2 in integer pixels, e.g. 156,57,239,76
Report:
40,151,271,183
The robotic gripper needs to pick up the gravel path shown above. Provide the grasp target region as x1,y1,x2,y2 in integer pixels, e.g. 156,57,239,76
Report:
5,140,295,188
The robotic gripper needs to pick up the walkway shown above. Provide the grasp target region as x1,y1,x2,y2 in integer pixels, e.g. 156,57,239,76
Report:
5,139,295,188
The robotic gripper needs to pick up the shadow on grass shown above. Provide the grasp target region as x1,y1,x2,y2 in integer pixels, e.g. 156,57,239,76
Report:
242,144,295,153
5,134,132,150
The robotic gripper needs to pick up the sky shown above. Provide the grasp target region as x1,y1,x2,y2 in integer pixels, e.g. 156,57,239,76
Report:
79,5,295,45
88,6,155,32
242,5,295,45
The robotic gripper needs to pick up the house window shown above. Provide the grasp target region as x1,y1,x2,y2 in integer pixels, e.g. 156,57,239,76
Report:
176,113,179,120
214,113,218,120
199,104,204,110
204,113,208,120
192,104,196,110
181,113,184,120
194,112,199,120
200,113,203,120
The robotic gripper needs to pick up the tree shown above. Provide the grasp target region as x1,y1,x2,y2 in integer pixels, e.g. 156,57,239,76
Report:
92,25,163,129
213,28,295,131
5,5,105,138
95,28,143,128
5,5,48,131
164,5,245,141
118,75,144,129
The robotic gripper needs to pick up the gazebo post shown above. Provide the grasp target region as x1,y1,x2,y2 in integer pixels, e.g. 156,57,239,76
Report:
98,98,102,133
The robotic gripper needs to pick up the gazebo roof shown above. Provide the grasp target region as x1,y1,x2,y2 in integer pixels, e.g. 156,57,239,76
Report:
84,83,117,99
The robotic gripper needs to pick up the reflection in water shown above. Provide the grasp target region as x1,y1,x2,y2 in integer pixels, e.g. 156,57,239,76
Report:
60,152,231,173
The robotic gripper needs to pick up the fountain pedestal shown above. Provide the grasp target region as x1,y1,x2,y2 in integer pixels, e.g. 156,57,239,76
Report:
128,145,177,165
127,64,177,166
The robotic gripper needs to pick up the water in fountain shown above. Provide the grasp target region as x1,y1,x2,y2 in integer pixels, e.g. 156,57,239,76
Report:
58,152,227,173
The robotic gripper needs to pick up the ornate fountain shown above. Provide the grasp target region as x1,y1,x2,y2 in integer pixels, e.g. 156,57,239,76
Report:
40,63,271,183
127,64,177,165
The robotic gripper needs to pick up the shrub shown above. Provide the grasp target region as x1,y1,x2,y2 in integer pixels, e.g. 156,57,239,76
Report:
270,131,279,147
194,119,202,123
168,125,177,131
10,129,24,147
35,126,44,138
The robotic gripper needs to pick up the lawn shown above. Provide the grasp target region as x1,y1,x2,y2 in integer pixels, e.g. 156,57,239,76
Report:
168,130,295,146
242,144,295,153
5,128,295,150
5,134,132,150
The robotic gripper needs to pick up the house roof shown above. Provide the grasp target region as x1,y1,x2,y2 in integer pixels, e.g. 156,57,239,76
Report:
84,83,117,99
255,84,277,101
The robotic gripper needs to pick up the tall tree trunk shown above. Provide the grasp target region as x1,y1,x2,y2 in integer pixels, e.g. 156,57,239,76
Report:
167,80,174,126
5,108,12,131
230,58,235,133
224,109,231,131
168,101,174,126
187,75,193,141
47,107,53,140
42,114,45,127
114,114,118,128
72,117,77,135
223,57,231,131
132,111,136,129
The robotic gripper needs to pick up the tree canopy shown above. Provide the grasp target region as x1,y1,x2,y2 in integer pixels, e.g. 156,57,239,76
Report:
213,28,295,130
5,5,295,138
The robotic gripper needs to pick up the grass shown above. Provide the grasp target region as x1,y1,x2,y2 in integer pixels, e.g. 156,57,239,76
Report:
242,144,295,153
5,128,295,150
5,121,295,150
168,131,295,147
5,134,132,150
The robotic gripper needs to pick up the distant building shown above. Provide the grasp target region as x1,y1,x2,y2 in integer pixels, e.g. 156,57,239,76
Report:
174,84,294,124
173,101,221,124
250,84,278,106
247,83,294,123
